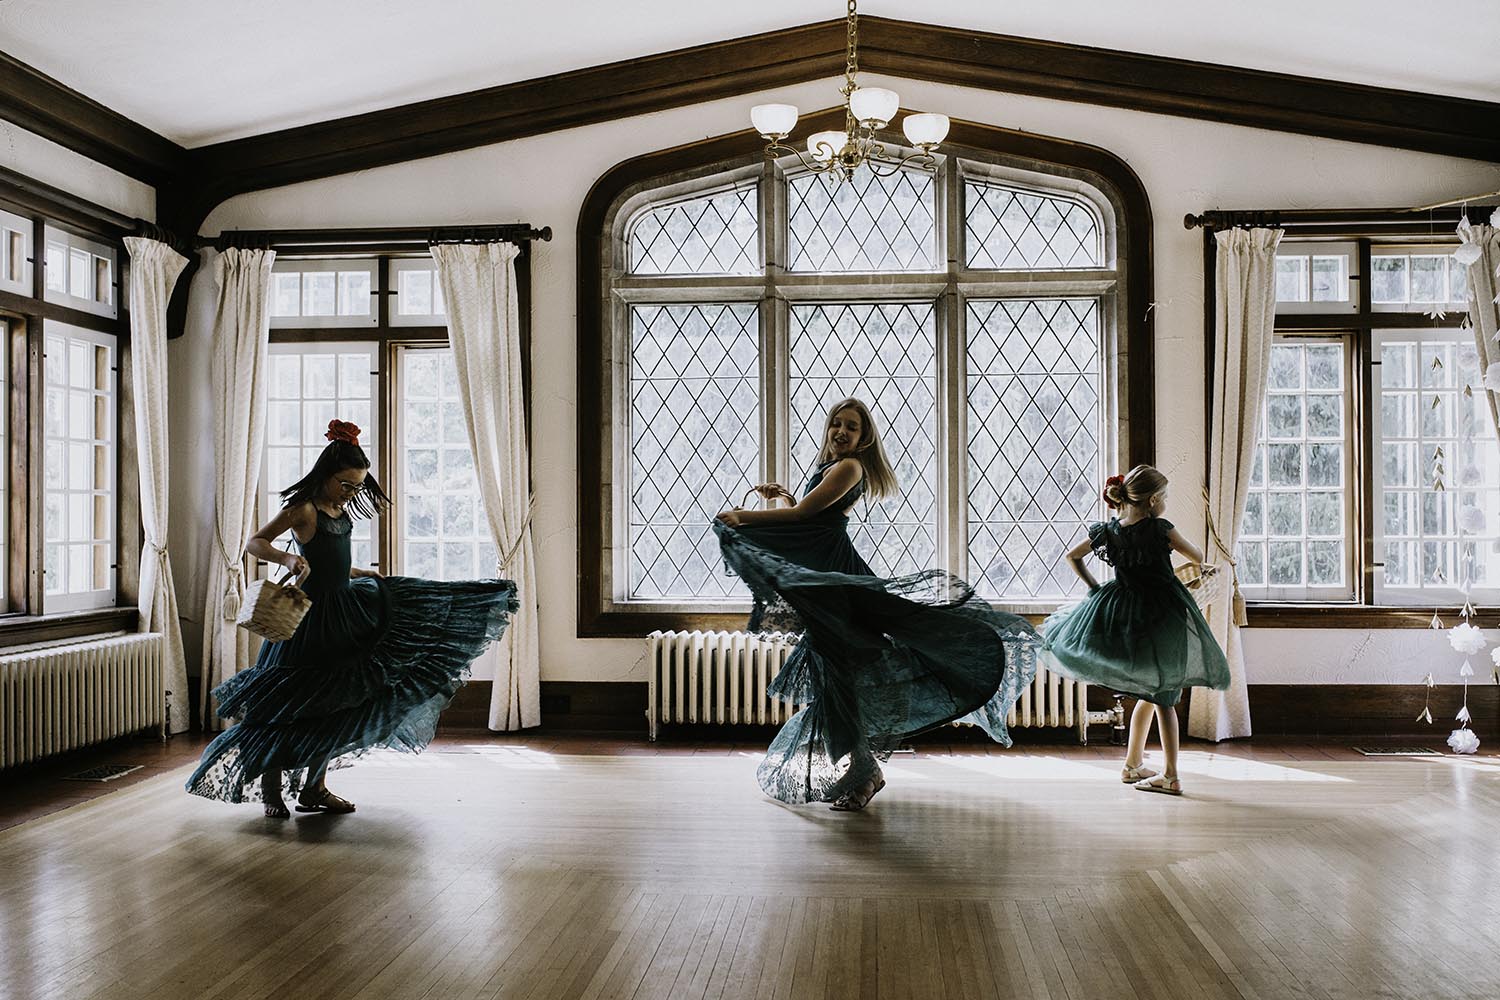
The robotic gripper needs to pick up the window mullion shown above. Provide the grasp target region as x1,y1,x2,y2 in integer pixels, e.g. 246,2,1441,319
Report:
942,154,965,581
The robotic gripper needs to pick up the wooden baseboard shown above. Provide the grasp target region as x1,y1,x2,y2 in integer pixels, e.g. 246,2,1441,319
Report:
443,680,1494,738
440,681,649,733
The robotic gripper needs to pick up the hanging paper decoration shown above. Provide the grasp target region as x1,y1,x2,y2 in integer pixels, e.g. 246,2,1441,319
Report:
1447,621,1486,654
1417,672,1436,725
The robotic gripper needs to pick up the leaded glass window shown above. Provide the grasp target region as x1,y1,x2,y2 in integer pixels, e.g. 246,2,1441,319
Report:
965,182,1102,270
966,299,1102,600
628,182,759,276
790,303,938,576
627,304,760,599
606,157,1124,615
788,168,936,272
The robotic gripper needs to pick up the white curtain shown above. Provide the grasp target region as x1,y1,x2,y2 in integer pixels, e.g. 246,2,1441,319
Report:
1464,224,1500,439
199,249,276,729
1192,227,1283,742
123,238,192,733
430,242,540,730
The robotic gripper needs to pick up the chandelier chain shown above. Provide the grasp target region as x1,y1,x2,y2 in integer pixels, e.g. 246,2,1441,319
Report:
843,0,859,98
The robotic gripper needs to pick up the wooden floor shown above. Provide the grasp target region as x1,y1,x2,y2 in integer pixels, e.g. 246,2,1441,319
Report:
3,736,1498,1000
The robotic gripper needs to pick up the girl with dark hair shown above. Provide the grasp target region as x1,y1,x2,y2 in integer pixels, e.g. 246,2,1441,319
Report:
187,419,518,817
715,398,1039,811
1044,464,1229,795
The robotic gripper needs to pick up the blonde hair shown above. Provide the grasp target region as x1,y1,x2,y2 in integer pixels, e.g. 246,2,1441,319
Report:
817,397,898,500
1103,464,1168,511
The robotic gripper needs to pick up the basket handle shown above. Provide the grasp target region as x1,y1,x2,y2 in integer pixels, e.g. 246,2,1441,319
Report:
274,565,308,589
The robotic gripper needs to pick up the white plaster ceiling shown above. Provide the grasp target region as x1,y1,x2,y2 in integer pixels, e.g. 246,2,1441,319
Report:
1,0,1496,148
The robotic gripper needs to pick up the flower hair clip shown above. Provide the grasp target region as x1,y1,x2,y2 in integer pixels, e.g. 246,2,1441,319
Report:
1102,474,1125,509
326,419,362,446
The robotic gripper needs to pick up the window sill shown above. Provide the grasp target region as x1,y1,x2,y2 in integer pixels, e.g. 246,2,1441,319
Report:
0,607,139,649
1244,603,1481,629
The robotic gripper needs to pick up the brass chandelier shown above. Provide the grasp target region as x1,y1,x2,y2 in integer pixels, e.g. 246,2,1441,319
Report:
750,0,950,181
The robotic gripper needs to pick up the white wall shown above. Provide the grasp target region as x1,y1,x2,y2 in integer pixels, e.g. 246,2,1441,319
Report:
168,76,1500,686
0,117,155,221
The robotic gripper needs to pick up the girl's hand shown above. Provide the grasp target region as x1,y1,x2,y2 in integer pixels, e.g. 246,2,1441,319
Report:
351,567,384,580
279,552,309,582
717,510,743,527
754,483,793,502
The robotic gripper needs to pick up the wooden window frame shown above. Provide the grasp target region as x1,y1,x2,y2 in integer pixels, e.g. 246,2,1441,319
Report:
0,177,140,647
260,247,533,582
578,114,1156,637
1200,214,1498,627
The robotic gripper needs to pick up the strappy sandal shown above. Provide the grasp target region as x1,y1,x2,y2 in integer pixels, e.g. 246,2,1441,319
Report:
1133,776,1182,796
263,798,290,819
296,789,357,813
1121,764,1158,784
830,776,886,812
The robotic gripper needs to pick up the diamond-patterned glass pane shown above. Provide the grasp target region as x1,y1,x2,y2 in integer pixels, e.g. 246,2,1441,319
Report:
967,299,1103,601
790,303,937,576
1376,333,1500,597
965,182,1102,270
788,168,936,273
628,304,760,599
628,184,760,275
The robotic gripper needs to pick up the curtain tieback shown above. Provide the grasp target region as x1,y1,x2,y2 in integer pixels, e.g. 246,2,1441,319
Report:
496,495,536,575
214,525,247,621
1202,484,1249,627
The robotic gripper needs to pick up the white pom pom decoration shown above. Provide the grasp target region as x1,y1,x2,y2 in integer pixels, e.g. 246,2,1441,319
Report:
1447,621,1486,654
1448,728,1480,754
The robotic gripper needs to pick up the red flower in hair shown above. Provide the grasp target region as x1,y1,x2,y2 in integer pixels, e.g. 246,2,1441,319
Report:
1102,474,1126,509
326,419,362,446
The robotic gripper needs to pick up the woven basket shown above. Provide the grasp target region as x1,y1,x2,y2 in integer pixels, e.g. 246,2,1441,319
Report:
236,573,311,641
1174,562,1229,611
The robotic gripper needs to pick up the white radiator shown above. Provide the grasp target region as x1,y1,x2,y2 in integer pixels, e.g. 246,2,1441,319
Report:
0,632,166,769
647,630,1107,743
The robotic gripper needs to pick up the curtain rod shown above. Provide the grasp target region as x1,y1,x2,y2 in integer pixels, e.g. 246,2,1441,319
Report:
1183,206,1494,232
195,224,552,252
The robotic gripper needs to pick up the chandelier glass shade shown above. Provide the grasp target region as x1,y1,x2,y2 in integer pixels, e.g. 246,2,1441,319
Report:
749,0,949,181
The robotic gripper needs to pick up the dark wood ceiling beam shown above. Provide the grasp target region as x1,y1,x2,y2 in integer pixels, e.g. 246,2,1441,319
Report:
190,20,850,205
187,16,1500,211
857,20,1500,162
0,51,188,185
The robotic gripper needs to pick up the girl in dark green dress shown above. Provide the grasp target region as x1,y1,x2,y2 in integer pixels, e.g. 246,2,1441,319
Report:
187,420,518,817
715,398,1039,810
1043,465,1229,795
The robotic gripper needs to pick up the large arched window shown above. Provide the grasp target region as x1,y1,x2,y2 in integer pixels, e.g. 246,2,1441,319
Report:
579,119,1152,635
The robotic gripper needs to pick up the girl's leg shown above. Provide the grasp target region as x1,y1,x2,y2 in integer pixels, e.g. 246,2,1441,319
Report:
1124,698,1155,769
1153,703,1179,780
262,769,289,819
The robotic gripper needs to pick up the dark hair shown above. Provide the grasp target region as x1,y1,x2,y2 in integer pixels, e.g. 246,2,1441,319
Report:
279,439,391,519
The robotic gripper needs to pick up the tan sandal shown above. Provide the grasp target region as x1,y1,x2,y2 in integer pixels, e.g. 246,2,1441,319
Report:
1134,776,1182,796
830,776,886,812
296,789,356,813
1121,764,1158,784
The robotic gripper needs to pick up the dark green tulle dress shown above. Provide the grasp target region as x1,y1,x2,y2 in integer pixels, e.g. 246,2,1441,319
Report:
186,508,518,804
715,459,1040,804
1042,517,1228,707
